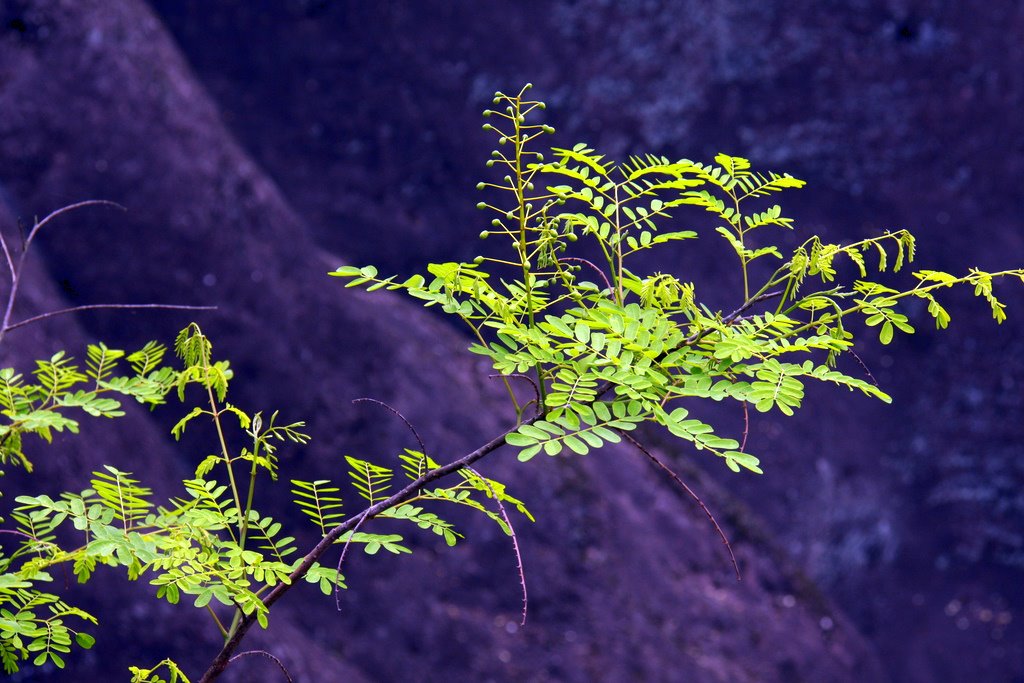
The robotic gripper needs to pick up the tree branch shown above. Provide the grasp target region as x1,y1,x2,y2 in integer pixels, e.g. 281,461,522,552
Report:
199,415,539,683
680,289,784,347
3,303,217,334
225,650,293,683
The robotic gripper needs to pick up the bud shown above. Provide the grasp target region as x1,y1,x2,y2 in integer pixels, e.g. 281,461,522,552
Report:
476,202,487,210
479,231,489,239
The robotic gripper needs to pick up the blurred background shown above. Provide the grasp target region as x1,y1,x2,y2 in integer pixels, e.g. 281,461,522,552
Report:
0,1,1021,681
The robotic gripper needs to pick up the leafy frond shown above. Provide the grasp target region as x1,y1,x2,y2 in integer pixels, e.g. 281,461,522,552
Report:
344,456,394,504
291,479,345,536
88,466,152,529
85,343,125,384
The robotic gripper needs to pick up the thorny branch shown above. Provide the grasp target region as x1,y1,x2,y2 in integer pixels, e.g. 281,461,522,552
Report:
617,430,741,581
341,399,529,624
200,417,540,683
225,650,293,683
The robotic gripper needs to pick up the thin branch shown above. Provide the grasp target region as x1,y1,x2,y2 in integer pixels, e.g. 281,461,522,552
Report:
340,398,528,624
199,416,540,683
617,430,741,581
740,402,750,454
0,529,35,541
1,200,126,343
4,303,217,333
333,398,429,609
206,605,228,638
24,200,126,249
0,230,14,282
333,509,371,610
352,398,426,455
226,650,293,683
560,257,613,293
681,289,784,347
465,466,528,626
847,347,879,387
488,373,541,418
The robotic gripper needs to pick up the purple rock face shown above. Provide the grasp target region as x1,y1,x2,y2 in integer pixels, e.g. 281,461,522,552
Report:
0,1,1021,681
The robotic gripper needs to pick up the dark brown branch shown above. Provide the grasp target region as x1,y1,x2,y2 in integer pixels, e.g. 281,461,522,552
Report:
617,430,741,581
225,650,293,683
199,416,539,683
4,303,217,333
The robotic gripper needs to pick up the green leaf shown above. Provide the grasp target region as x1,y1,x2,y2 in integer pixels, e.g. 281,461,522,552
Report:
562,435,589,455
879,321,894,345
505,432,536,447
516,444,542,462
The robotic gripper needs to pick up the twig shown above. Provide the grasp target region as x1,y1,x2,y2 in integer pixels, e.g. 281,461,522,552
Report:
333,509,371,610
847,347,879,387
617,430,741,581
0,529,35,540
680,289,784,347
0,230,14,282
226,650,293,683
352,398,426,455
0,201,213,348
4,303,217,334
465,466,528,626
740,402,750,454
560,257,613,293
25,200,126,248
332,398,430,609
488,373,541,418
